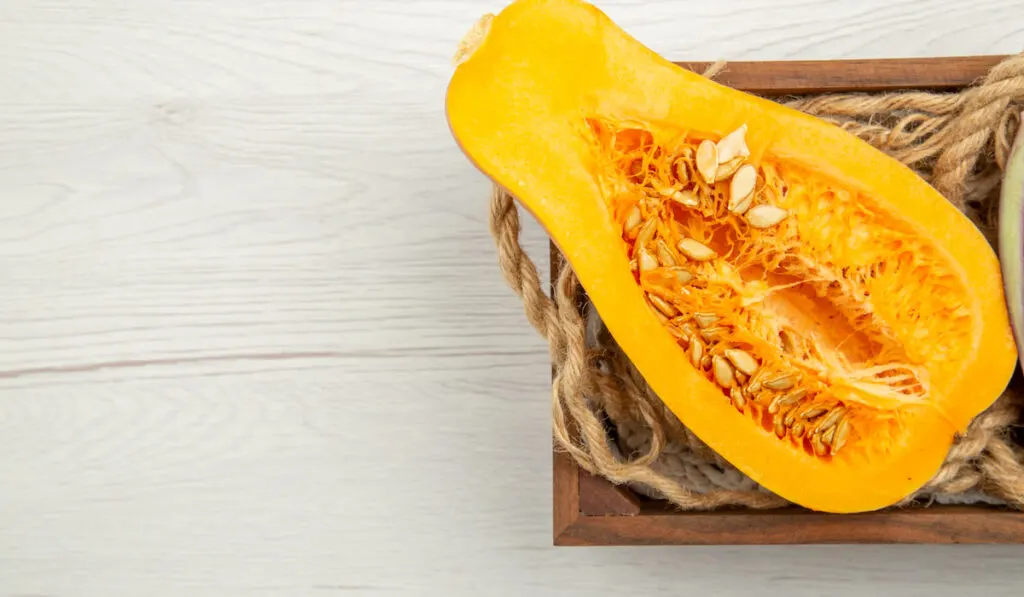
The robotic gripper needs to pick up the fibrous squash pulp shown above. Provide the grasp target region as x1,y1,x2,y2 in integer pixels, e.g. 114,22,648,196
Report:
446,0,1018,513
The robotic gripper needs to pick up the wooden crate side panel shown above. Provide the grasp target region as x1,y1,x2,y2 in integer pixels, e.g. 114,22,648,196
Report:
558,507,1024,546
675,56,1003,95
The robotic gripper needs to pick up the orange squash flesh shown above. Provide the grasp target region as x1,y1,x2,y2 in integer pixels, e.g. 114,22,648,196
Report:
446,0,1018,512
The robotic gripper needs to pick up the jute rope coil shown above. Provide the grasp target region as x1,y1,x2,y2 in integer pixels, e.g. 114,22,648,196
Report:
489,54,1024,509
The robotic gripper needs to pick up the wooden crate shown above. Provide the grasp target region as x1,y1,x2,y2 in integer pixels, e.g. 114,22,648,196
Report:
551,55,1024,546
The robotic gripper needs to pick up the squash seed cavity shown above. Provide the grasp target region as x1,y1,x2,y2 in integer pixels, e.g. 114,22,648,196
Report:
589,119,970,460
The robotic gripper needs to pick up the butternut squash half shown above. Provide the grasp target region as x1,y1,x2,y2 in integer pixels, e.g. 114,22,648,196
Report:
446,0,1018,512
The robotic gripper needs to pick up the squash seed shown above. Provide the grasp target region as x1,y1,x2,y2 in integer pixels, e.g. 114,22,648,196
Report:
831,419,850,454
821,425,837,447
815,407,846,434
638,248,658,272
785,387,808,404
656,240,676,266
729,193,753,216
730,387,746,412
701,326,728,342
647,293,678,318
712,355,735,388
800,406,828,421
701,354,712,369
647,299,670,323
695,139,719,184
634,218,657,252
623,205,642,234
746,371,763,395
716,123,750,163
790,388,809,401
768,390,804,415
812,433,828,457
678,238,717,261
694,312,718,328
773,416,787,438
670,326,691,344
673,159,690,184
746,204,789,229
728,165,757,213
714,156,745,182
792,422,806,438
671,267,694,285
654,180,680,198
724,348,759,376
690,340,704,368
671,190,700,208
764,372,798,391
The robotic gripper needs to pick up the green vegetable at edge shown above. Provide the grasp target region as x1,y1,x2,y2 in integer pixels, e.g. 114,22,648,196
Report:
999,115,1024,369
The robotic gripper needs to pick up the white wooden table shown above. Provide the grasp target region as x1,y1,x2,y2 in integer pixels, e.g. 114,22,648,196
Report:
2,1,1024,595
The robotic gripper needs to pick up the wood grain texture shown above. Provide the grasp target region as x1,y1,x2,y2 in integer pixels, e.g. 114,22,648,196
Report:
1,0,1024,595
558,506,1024,546
677,56,1007,95
577,472,642,517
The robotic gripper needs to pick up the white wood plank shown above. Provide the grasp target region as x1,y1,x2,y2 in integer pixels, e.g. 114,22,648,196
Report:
1,0,1024,595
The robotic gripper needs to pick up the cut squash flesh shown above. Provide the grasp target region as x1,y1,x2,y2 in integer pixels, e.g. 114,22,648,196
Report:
446,0,1018,512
